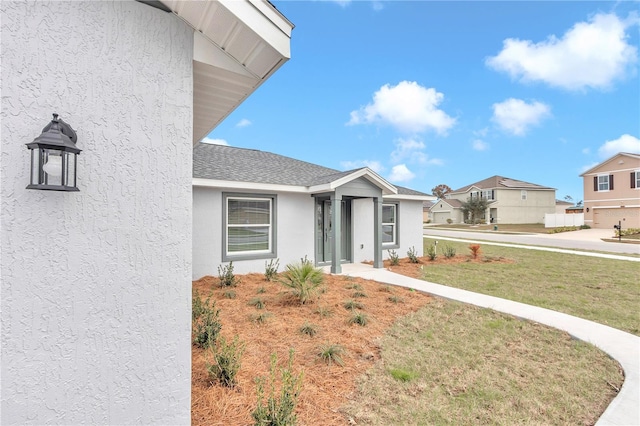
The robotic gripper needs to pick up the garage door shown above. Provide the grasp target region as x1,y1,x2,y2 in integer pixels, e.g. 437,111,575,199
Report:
593,208,640,229
433,212,450,224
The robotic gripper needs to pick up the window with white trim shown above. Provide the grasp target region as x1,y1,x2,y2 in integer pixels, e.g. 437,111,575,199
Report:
596,175,612,191
481,190,494,200
631,171,640,189
223,194,276,260
382,203,398,246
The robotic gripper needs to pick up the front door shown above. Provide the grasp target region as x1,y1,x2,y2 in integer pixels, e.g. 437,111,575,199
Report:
315,199,350,264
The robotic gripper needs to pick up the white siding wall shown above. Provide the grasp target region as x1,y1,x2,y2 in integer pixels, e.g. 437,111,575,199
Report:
193,187,316,277
1,2,193,424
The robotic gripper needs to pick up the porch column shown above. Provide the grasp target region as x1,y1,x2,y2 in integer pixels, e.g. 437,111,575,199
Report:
373,196,383,268
331,194,342,274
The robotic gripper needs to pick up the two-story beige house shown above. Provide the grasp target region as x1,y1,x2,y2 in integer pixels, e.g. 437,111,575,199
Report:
580,152,640,229
430,176,556,224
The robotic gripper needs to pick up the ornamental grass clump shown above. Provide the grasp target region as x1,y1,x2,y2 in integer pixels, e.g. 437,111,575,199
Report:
279,258,324,304
264,258,280,282
317,343,345,366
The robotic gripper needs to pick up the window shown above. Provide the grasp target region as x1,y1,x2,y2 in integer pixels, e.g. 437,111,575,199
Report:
481,190,494,200
223,194,276,260
631,171,640,189
521,190,527,200
382,203,398,246
594,175,614,192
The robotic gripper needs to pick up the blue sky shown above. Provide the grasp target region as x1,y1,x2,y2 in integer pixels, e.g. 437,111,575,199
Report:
204,1,640,202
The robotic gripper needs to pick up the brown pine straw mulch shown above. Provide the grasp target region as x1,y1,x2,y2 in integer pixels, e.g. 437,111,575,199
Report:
191,255,511,425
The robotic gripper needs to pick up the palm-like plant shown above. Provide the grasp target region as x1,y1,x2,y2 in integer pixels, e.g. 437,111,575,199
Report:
279,259,324,304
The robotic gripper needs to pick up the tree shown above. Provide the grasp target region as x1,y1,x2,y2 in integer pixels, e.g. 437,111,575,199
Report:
564,195,573,203
460,196,490,224
431,184,452,199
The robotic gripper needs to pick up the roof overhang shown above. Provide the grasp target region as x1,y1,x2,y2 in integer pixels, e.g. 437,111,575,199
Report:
308,168,398,196
158,0,293,144
384,194,436,202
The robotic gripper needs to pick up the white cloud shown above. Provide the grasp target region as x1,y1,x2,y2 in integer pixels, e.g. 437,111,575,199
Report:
491,98,551,136
388,164,415,183
390,137,443,166
347,81,455,134
372,1,384,11
472,139,489,151
201,137,229,146
236,118,252,128
486,13,638,91
340,159,384,173
582,148,591,155
598,134,640,158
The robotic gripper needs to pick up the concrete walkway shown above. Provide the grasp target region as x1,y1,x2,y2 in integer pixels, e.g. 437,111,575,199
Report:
335,262,640,426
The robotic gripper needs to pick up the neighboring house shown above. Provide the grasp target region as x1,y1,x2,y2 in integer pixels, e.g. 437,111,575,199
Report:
193,143,434,276
555,199,574,214
422,200,434,222
1,1,292,424
429,176,556,224
580,152,640,229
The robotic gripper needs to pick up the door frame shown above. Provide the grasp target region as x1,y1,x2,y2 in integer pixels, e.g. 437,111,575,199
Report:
314,197,351,266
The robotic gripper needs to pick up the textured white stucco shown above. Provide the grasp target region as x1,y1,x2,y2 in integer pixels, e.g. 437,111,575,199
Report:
1,2,193,424
193,187,315,277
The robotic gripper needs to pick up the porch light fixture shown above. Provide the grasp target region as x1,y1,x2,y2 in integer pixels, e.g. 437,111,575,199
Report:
26,113,81,192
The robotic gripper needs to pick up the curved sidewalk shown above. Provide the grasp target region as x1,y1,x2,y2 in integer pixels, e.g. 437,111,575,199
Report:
337,263,640,426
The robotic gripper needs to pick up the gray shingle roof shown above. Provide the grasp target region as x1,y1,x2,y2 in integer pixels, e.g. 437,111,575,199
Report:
451,175,555,193
193,143,432,197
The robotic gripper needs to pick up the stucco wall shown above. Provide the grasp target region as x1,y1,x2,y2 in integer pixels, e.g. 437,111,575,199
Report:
492,189,555,224
395,199,425,257
193,187,315,277
1,2,193,424
352,198,374,263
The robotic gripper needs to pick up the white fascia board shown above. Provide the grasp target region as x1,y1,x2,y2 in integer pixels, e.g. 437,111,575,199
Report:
193,178,307,193
328,168,398,195
193,32,254,78
219,0,292,58
384,194,436,201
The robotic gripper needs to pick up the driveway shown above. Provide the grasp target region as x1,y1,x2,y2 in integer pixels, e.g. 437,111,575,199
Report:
424,227,640,256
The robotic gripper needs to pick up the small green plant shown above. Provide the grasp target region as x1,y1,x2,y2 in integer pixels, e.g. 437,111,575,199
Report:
407,246,420,263
317,343,345,366
279,259,324,304
379,285,393,293
206,335,245,387
256,286,266,294
388,295,404,304
250,312,273,324
248,297,265,310
388,249,400,266
446,218,453,224
222,290,237,299
192,289,211,321
349,312,369,326
425,243,437,261
264,258,280,282
252,350,303,426
442,244,456,259
345,283,363,291
343,300,364,310
315,306,333,317
218,262,240,287
352,291,367,298
193,301,222,349
389,368,418,382
469,244,481,259
299,322,318,337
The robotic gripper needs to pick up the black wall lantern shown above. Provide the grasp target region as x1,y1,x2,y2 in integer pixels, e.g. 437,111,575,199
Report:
26,113,81,192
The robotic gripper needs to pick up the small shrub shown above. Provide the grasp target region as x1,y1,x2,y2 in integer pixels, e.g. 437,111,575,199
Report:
349,312,369,326
389,368,418,382
317,344,345,366
193,301,222,349
388,295,404,304
251,312,273,324
407,246,420,263
279,259,324,304
192,289,210,321
252,350,303,426
264,258,280,282
469,244,481,259
379,285,393,293
256,287,266,294
218,262,240,287
222,290,237,299
248,297,265,310
442,244,456,259
343,300,364,310
206,335,245,387
446,218,453,224
345,283,363,291
388,249,400,266
580,224,591,230
352,291,367,298
425,243,437,261
299,322,318,337
315,306,333,317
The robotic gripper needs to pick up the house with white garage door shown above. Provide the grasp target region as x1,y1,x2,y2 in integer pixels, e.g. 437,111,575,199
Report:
580,152,640,229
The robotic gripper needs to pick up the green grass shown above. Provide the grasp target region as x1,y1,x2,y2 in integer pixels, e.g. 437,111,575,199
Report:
343,300,623,425
423,238,640,335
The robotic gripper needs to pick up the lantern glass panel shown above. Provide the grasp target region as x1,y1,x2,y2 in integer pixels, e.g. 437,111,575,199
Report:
43,148,63,186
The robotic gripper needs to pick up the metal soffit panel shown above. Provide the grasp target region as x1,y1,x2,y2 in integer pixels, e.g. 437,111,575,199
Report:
159,0,290,143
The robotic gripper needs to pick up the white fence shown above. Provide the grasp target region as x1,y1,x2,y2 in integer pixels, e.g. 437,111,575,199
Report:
544,213,584,228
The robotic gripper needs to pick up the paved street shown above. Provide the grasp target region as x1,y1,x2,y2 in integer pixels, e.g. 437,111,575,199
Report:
423,227,640,256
